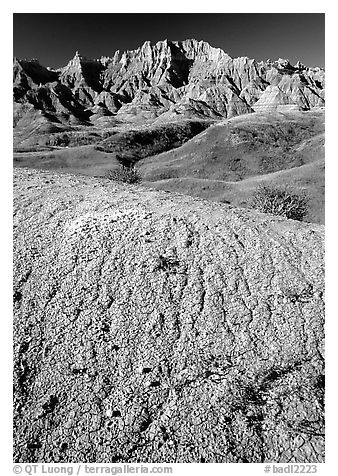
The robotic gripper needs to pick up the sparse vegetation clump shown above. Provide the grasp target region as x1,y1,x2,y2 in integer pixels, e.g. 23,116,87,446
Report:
106,166,142,185
250,185,309,221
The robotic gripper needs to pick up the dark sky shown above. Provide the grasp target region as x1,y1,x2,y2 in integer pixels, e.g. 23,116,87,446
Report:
13,13,325,69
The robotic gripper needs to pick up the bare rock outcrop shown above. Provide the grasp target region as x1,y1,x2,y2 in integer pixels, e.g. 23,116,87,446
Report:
13,39,325,131
13,168,324,463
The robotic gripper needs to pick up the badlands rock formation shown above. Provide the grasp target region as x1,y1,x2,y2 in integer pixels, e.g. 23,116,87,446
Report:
14,168,324,463
13,39,325,132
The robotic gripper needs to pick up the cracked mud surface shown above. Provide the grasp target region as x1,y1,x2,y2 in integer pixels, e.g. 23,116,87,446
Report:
13,168,324,463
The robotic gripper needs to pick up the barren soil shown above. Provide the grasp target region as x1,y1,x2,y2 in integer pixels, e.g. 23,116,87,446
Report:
14,168,324,463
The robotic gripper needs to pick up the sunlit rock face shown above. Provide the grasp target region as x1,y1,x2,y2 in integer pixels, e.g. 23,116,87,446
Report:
13,39,324,126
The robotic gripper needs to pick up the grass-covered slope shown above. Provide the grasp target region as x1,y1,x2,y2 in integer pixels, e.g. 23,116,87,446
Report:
139,110,325,223
139,111,324,182
13,110,324,223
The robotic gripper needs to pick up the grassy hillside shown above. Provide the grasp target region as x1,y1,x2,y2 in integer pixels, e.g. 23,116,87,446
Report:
97,120,213,164
13,110,324,223
138,111,324,182
138,110,325,223
146,157,324,224
14,144,120,177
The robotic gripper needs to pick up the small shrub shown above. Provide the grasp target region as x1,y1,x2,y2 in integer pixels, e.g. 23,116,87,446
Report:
106,166,142,185
249,185,308,221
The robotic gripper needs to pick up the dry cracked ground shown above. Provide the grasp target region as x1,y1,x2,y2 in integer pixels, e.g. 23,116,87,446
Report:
13,167,324,463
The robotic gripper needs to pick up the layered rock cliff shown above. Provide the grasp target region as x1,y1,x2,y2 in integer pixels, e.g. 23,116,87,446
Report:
13,39,325,128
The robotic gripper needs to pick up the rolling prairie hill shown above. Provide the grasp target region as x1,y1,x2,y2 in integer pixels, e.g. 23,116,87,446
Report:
139,109,325,224
14,167,324,463
13,39,324,137
140,110,324,181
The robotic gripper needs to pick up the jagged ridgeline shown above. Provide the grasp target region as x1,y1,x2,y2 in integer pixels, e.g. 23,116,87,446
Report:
13,39,325,132
13,38,325,463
